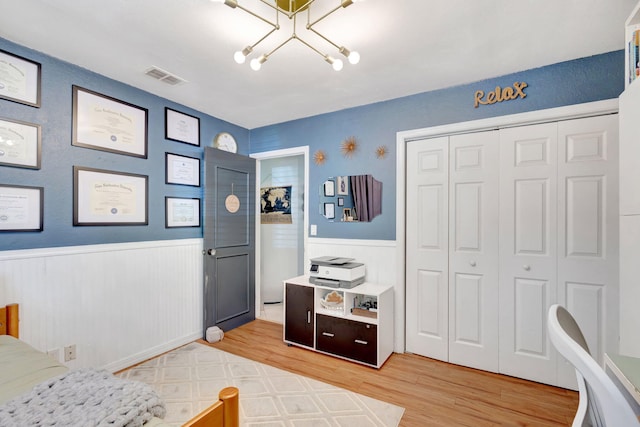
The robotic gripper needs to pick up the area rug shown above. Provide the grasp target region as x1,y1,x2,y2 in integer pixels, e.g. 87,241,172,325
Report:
117,342,405,427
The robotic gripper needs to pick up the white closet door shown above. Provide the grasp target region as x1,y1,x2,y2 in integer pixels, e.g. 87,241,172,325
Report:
499,122,559,385
406,137,449,361
555,114,618,389
448,131,500,372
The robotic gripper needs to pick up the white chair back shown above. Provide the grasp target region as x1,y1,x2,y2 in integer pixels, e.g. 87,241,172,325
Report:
547,304,639,426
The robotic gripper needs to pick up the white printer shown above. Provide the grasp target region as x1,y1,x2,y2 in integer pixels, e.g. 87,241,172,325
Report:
309,256,365,288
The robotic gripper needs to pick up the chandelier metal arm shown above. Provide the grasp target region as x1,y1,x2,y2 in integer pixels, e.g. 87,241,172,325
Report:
264,34,296,59
229,1,279,29
306,0,352,28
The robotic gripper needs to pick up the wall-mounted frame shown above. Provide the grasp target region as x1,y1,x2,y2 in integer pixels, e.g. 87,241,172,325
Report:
323,180,335,197
165,197,200,228
337,197,344,207
324,202,335,219
165,107,200,146
0,117,41,169
0,49,41,108
0,184,43,232
165,152,200,187
72,85,148,158
337,175,349,195
73,166,148,226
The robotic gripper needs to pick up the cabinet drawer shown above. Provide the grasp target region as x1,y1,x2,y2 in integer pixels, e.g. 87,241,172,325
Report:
316,314,377,365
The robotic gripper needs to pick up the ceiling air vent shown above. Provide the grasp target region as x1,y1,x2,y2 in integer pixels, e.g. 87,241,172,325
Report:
144,66,187,86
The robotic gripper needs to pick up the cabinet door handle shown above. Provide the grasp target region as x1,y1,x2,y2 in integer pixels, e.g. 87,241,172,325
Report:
354,339,368,345
307,310,311,324
322,332,335,337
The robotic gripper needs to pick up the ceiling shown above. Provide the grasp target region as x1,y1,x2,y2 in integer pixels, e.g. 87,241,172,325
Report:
0,0,635,129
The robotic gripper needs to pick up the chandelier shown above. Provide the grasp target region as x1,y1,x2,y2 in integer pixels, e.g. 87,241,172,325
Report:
214,0,361,71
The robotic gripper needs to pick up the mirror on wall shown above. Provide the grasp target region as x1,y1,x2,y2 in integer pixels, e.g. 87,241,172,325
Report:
319,174,382,222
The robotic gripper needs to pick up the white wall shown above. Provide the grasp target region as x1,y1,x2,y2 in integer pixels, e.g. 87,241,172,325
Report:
0,239,203,372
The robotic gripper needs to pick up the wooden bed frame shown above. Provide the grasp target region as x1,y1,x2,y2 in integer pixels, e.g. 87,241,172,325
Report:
0,303,239,427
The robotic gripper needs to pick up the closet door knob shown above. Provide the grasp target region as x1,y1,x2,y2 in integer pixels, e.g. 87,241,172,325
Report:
470,261,476,267
523,265,531,271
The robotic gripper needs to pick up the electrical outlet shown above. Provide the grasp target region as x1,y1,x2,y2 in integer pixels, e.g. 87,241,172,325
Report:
47,348,60,362
64,344,76,362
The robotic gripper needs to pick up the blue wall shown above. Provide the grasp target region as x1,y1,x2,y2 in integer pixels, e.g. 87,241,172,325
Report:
0,38,249,251
250,51,624,240
0,33,624,250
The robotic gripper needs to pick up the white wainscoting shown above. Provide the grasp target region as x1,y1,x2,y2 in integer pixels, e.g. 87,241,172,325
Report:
0,239,203,372
307,238,403,352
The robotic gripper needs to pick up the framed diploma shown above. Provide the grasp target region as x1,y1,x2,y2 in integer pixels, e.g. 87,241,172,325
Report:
72,86,148,158
73,166,148,226
0,49,41,108
165,108,200,146
0,118,41,169
165,197,201,228
165,152,200,187
0,184,43,232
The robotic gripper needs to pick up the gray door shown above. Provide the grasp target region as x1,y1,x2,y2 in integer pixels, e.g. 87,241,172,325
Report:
203,147,256,334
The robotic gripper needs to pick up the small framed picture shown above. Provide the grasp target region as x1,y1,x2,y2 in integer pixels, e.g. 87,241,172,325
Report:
324,202,335,219
165,197,201,228
0,117,41,169
165,152,200,187
337,197,344,206
323,180,335,197
0,184,44,232
337,175,349,195
0,49,41,107
165,108,200,146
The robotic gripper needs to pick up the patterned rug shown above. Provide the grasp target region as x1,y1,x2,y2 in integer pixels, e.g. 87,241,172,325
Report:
117,342,404,427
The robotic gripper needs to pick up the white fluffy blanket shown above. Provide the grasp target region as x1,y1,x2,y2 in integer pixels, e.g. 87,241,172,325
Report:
0,368,166,426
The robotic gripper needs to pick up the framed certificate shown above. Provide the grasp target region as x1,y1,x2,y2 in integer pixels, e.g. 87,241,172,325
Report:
72,86,148,158
0,49,41,108
165,152,200,187
165,197,200,228
73,166,148,226
0,184,43,232
0,117,41,169
165,108,200,146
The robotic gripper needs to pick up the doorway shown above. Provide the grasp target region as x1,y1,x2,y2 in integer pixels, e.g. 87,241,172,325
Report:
252,147,309,324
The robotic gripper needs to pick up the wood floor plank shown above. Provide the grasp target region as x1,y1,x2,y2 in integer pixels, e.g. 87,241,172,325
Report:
206,319,578,426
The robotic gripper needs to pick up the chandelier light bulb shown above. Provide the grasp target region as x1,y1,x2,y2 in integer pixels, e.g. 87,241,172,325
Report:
332,58,344,71
348,51,360,65
250,58,262,71
234,51,246,64
250,55,267,71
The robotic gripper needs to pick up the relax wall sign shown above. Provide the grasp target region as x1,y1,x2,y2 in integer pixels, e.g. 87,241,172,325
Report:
474,82,528,108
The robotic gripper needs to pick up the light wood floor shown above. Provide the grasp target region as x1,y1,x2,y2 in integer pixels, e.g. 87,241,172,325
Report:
203,319,579,427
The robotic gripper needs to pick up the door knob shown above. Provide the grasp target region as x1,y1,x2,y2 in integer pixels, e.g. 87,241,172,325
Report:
470,261,476,267
207,249,216,256
523,265,531,271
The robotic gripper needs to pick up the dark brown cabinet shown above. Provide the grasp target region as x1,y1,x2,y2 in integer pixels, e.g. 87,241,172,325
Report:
284,282,314,348
283,276,394,368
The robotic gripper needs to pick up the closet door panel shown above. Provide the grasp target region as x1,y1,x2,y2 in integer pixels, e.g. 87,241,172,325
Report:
406,137,449,361
448,131,499,372
499,123,558,385
556,114,618,389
